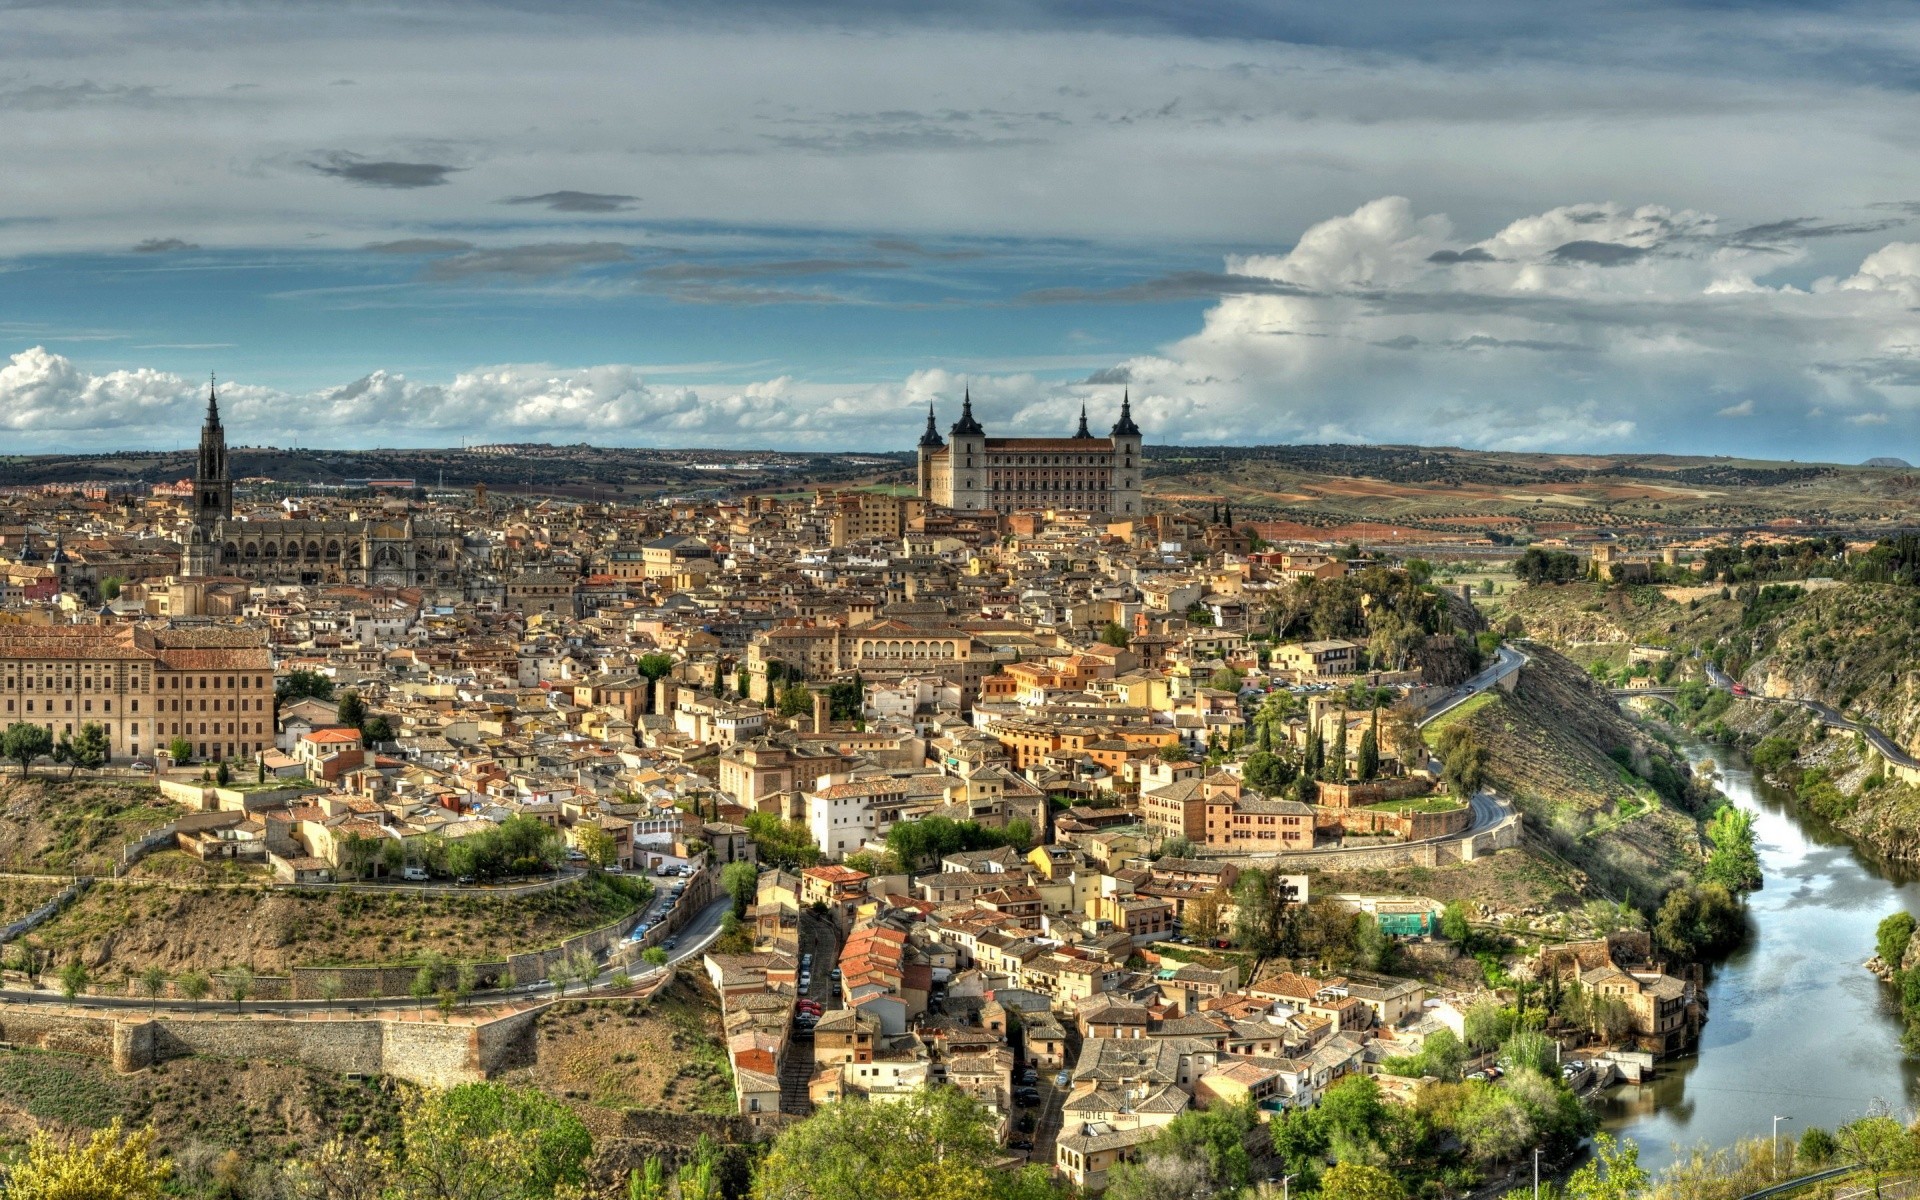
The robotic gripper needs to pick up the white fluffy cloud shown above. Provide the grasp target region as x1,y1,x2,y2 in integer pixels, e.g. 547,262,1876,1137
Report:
12,193,1920,458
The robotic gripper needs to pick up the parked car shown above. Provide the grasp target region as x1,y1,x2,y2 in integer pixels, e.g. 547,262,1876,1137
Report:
130,759,154,772
1008,1139,1032,1152
401,865,429,882
1055,1071,1071,1088
1017,1114,1035,1133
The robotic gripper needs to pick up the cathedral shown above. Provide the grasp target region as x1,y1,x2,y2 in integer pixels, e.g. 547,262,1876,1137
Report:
181,383,467,588
915,389,1143,517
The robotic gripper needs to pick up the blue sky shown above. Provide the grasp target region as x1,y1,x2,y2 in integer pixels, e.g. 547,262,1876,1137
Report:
5,1,1920,459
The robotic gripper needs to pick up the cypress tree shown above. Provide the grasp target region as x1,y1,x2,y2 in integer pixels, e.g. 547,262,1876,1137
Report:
1328,710,1348,782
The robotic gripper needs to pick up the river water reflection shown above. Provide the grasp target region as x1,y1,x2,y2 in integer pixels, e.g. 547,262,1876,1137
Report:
1596,741,1920,1172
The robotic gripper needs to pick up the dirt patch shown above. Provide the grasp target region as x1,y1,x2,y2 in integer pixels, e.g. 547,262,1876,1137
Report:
497,973,735,1138
29,875,646,976
0,878,66,925
0,778,176,876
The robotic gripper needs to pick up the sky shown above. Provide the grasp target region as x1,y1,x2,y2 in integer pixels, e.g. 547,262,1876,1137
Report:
5,1,1920,460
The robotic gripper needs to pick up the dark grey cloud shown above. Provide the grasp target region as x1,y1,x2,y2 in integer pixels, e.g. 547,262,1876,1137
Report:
1726,216,1906,243
1427,247,1496,264
422,242,631,280
364,238,476,254
503,190,639,213
309,153,460,188
131,237,196,253
641,258,902,281
1015,271,1313,305
1450,334,1590,353
0,81,161,111
1549,240,1648,266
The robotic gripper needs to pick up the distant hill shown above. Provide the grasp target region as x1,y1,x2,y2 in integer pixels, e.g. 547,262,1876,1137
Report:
1865,457,1913,468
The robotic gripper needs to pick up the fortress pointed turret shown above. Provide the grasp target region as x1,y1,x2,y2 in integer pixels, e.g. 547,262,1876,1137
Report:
914,387,1143,518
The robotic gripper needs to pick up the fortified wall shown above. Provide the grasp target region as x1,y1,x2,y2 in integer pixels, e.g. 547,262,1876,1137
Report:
0,1003,542,1088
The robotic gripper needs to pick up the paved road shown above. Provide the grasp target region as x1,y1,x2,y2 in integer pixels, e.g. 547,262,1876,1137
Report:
1418,645,1526,726
1666,659,1920,772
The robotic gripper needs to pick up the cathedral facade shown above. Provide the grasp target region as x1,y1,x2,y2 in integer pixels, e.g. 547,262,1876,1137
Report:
181,385,467,588
915,390,1144,517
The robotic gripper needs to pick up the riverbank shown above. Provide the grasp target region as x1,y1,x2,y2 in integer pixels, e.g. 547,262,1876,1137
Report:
1597,735,1920,1173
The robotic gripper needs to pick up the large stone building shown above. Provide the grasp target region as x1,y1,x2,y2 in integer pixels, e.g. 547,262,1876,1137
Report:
915,390,1143,517
0,624,274,762
181,383,467,587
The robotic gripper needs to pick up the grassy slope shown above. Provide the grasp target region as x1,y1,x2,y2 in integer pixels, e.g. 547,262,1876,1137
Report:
499,974,736,1133
0,778,177,876
1316,646,1707,920
30,874,644,975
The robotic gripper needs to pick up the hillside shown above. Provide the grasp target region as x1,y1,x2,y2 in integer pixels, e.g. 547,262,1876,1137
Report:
0,778,178,877
1449,646,1709,900
1497,578,1920,862
0,970,742,1190
27,874,645,976
1319,646,1710,921
1143,444,1920,539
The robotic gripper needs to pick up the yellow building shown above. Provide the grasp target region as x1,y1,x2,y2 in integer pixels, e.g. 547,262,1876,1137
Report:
0,624,274,762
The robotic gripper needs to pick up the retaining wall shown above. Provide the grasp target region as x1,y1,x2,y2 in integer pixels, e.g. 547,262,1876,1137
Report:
2,1001,547,1087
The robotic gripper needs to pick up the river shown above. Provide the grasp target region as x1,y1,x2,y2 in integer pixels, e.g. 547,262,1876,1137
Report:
1596,739,1920,1172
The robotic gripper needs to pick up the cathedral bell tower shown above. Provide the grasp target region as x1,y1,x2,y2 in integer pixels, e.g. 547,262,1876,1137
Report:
194,374,234,527
183,374,231,578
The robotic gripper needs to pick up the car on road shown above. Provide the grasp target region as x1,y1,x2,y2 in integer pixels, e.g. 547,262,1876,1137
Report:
1008,1138,1032,1152
1017,1114,1035,1133
1014,1089,1040,1107
130,759,154,772
1055,1070,1071,1088
664,937,677,950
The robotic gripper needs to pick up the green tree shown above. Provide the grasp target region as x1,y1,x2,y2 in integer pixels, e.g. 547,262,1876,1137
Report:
1352,912,1392,971
317,972,344,1012
778,683,813,719
1209,667,1245,693
138,965,168,1014
1319,1162,1407,1200
362,715,395,744
1880,912,1917,969
336,690,367,730
1356,723,1379,782
1098,622,1131,648
1703,805,1762,892
1,722,54,777
176,969,211,1003
1243,750,1295,794
223,966,254,1011
722,860,760,918
397,1083,592,1200
1231,868,1300,972
167,735,193,764
637,653,677,682
215,758,232,786
753,1086,1036,1200
574,823,618,870
641,946,669,967
1440,901,1473,945
1462,998,1515,1052
57,960,89,1001
1565,1134,1649,1200
1326,710,1349,781
1436,725,1489,795
276,669,336,705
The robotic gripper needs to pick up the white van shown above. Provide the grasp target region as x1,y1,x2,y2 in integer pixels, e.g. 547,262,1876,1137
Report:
401,866,429,882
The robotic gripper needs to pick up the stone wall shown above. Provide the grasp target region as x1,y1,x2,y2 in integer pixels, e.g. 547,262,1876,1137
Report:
3,1001,552,1088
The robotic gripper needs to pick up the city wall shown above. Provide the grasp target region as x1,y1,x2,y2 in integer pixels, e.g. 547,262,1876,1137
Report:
1,1003,544,1088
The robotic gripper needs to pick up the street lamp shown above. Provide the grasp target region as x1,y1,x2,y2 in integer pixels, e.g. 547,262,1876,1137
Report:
1533,1147,1543,1200
1282,1174,1295,1200
1773,1115,1793,1180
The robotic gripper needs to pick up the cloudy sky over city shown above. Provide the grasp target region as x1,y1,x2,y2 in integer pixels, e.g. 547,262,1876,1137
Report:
6,0,1920,459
